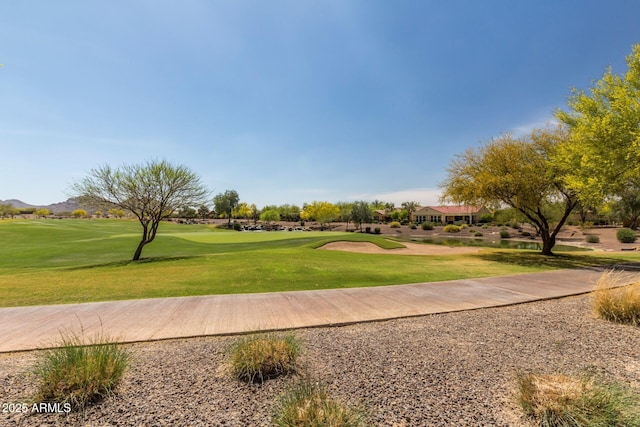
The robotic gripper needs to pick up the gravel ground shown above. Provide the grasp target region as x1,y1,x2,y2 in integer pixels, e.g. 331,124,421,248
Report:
1,294,638,426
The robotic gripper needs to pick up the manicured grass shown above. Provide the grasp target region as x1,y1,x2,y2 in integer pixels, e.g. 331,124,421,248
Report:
1,219,639,307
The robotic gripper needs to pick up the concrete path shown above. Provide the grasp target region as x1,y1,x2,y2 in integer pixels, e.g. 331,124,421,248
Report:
1,266,639,353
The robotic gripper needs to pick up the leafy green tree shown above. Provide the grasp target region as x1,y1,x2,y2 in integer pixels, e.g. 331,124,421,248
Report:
390,209,408,222
249,204,260,224
108,208,126,218
351,200,372,232
612,183,640,230
213,190,240,225
278,204,301,222
301,201,339,230
260,209,280,224
35,208,51,217
197,204,210,220
233,202,253,219
556,44,640,206
440,126,578,255
0,204,18,218
401,201,421,223
178,206,196,219
72,160,208,260
335,201,354,230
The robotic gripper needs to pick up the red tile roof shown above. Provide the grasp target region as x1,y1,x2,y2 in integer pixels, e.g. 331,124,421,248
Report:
427,205,484,214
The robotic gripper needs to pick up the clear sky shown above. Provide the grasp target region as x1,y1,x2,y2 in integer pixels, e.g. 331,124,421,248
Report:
1,1,639,208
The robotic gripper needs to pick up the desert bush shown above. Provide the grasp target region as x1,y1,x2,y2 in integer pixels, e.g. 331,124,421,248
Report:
229,333,300,383
616,228,637,243
373,227,381,234
499,230,510,238
479,213,493,223
474,231,483,237
593,271,640,326
272,380,367,427
585,234,600,244
389,221,401,228
509,220,521,230
233,222,242,231
443,224,461,233
460,224,468,229
516,372,640,427
421,222,434,230
521,231,531,237
35,332,131,411
365,226,371,233
409,223,417,230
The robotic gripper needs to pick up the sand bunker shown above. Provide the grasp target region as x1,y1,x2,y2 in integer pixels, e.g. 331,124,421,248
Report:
319,241,480,255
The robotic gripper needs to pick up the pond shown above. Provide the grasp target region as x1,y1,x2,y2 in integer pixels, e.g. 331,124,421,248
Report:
415,237,591,252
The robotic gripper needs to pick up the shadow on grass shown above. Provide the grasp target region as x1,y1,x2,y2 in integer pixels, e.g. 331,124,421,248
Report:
65,255,202,270
477,251,638,270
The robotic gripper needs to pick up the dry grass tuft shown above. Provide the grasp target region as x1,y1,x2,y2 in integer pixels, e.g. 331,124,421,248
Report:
516,373,640,427
592,271,640,326
272,380,368,427
34,331,131,411
229,333,300,383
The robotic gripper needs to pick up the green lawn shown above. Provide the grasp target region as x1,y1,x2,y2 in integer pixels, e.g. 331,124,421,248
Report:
1,219,637,307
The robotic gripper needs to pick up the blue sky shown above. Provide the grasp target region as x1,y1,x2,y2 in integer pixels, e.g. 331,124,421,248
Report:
1,1,639,208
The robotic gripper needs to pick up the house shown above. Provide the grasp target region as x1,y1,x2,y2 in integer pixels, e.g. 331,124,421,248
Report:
412,205,490,225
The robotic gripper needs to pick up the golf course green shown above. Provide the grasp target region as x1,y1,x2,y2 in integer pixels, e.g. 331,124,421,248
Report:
1,219,636,307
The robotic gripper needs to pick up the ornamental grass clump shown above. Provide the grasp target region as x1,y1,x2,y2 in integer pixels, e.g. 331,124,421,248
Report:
34,332,131,411
230,333,300,383
516,373,640,427
592,271,640,326
272,380,368,427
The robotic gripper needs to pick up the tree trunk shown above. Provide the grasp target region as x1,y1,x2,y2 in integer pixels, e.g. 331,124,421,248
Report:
132,240,146,261
540,232,555,256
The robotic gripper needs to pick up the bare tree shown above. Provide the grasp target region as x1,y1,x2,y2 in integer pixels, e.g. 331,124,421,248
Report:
72,160,209,260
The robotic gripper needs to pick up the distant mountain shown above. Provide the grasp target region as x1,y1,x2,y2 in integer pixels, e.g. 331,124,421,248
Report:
1,199,34,209
0,198,81,214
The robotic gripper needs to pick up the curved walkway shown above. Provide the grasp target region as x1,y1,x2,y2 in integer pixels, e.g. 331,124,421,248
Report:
1,266,639,353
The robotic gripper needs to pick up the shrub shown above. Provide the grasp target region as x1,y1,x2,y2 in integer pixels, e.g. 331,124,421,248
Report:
272,380,367,427
499,230,510,238
233,222,242,231
389,221,401,228
409,223,417,230
593,271,640,326
460,224,468,229
35,332,131,411
421,222,434,230
521,231,531,237
616,228,637,243
516,372,640,427
585,234,600,244
509,220,521,230
443,224,461,233
474,231,483,237
365,226,371,233
229,333,300,383
373,227,381,234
